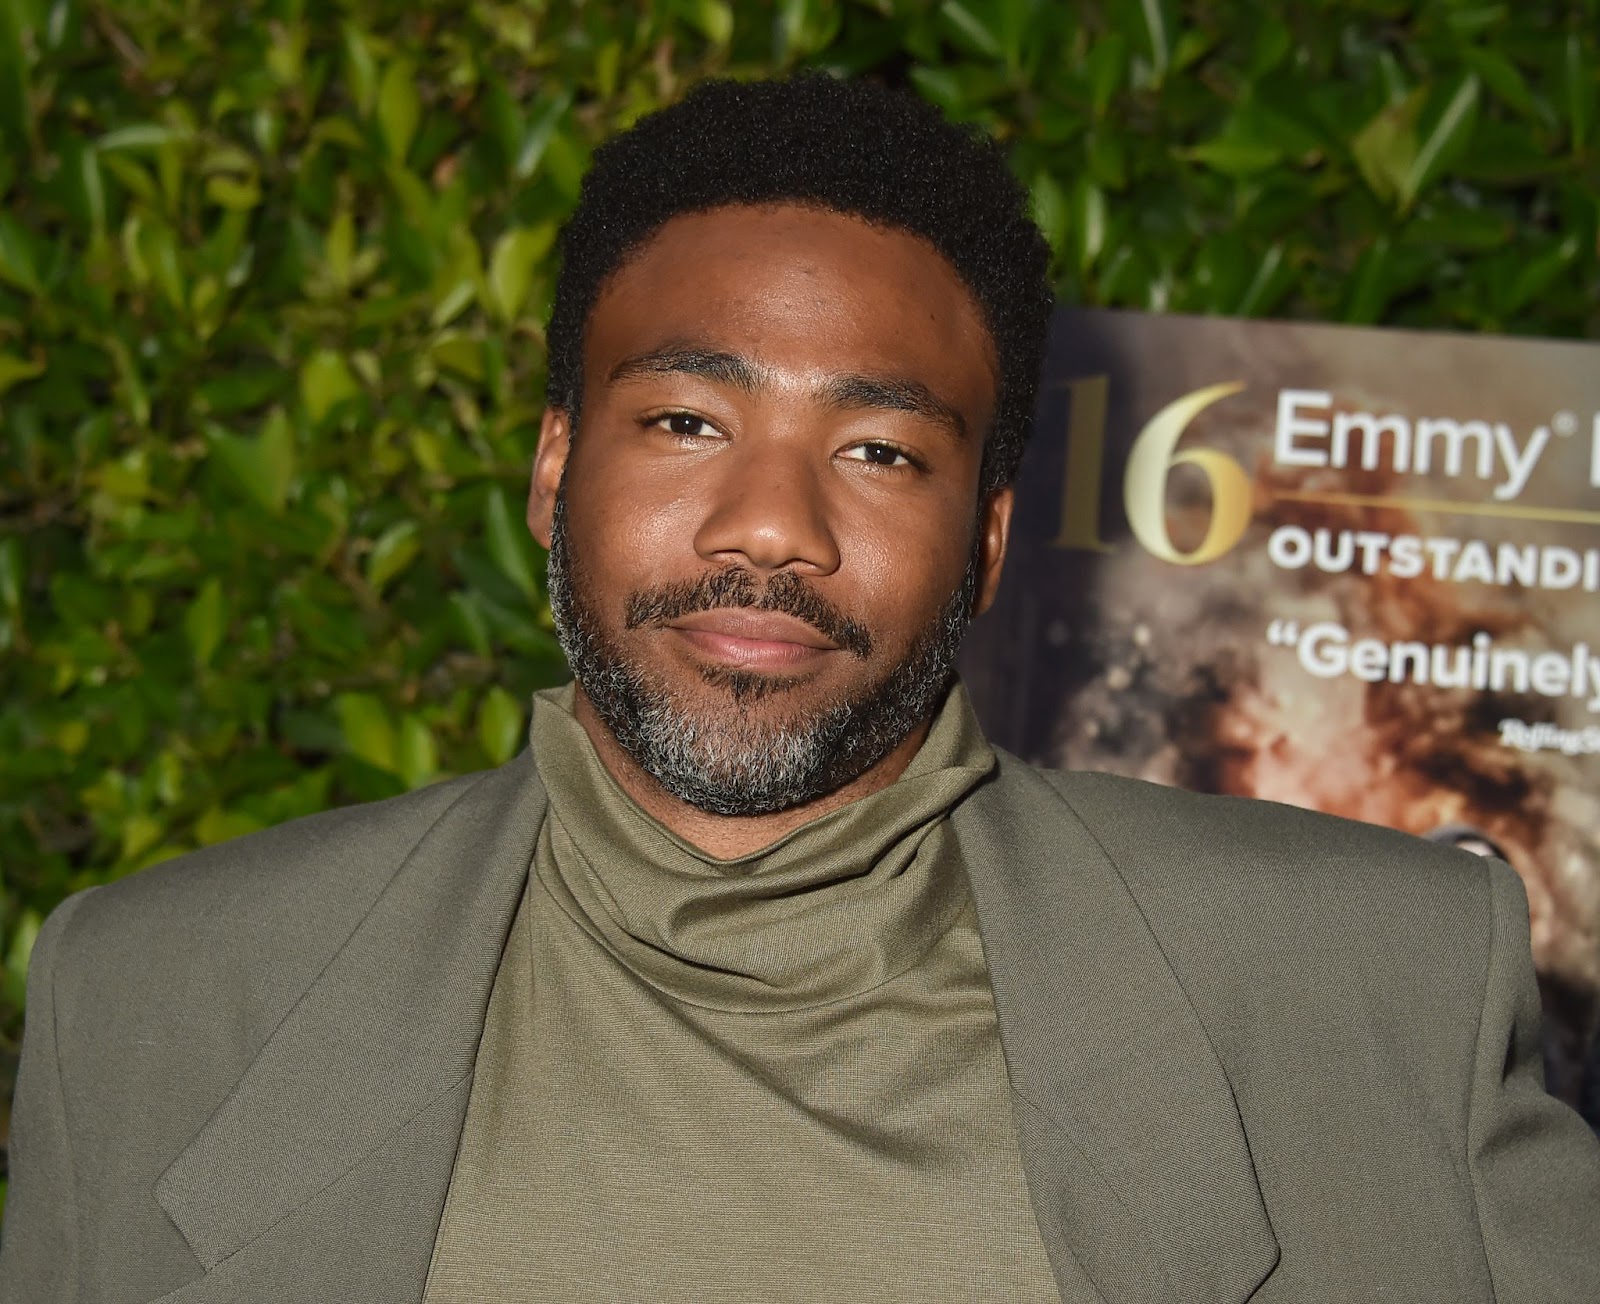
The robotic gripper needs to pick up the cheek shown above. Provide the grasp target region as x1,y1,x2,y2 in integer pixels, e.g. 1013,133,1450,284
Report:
563,446,707,584
834,503,973,630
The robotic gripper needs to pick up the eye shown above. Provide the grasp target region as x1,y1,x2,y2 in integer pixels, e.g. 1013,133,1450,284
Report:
841,441,917,468
660,412,710,438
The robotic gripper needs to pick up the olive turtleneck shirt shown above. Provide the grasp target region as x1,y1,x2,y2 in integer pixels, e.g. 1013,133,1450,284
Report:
422,684,1061,1302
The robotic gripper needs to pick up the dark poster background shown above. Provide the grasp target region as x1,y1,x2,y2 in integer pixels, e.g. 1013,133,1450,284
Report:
963,307,1600,1128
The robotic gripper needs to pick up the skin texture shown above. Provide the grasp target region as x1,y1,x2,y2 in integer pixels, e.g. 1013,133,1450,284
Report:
527,203,1012,858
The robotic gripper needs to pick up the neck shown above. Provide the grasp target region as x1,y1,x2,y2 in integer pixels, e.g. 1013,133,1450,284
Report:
570,687,932,859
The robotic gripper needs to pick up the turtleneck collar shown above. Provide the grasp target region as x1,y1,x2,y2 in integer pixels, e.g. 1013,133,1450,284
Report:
529,681,995,1013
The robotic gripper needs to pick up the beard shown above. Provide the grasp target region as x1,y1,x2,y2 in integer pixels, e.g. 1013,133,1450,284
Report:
545,490,979,817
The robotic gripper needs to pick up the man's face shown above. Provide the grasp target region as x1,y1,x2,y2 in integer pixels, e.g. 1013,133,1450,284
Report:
528,202,1011,815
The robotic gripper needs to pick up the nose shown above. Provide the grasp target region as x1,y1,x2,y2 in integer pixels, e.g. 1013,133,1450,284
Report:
692,441,841,576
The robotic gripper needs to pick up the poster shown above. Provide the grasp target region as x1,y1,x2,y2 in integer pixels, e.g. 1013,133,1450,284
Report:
962,307,1600,1126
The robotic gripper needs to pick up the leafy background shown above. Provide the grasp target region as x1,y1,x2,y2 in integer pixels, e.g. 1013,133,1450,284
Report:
2,0,1597,1199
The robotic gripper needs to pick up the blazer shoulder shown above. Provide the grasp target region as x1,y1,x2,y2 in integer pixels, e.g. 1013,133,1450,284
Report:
1013,755,1489,906
992,755,1505,1087
1024,758,1484,883
50,758,519,983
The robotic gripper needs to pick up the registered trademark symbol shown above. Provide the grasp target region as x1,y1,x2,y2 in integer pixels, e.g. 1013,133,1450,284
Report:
1553,411,1578,437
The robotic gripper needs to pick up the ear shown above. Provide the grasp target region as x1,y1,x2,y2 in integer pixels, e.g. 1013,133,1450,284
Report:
972,485,1014,617
527,407,572,549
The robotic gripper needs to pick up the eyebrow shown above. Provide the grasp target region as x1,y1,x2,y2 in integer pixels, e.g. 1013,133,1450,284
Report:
820,373,967,443
607,343,968,442
608,346,762,392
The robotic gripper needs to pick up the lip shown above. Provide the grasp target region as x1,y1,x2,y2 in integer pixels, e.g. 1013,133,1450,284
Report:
666,609,839,669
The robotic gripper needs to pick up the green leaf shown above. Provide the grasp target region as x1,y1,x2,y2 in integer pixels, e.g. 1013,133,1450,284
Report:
1501,234,1580,315
449,591,493,657
197,367,288,415
484,484,539,600
511,90,573,181
75,142,108,236
0,211,42,292
1400,76,1480,211
487,224,556,323
104,335,151,427
1136,0,1170,83
1028,170,1068,258
195,806,265,846
183,576,227,668
206,411,296,514
0,535,23,612
940,1,1004,60
1460,48,1533,117
336,692,398,772
300,349,362,423
685,0,734,46
4,910,42,1011
120,814,165,865
1235,243,1288,317
123,213,186,308
1351,89,1424,206
0,0,31,153
1070,177,1107,274
1403,205,1508,250
377,59,421,162
1565,33,1594,152
341,22,379,116
366,520,422,594
1246,18,1291,77
1183,137,1281,177
430,277,477,330
1443,5,1508,38
431,331,485,382
1343,236,1394,324
324,210,357,291
0,350,44,395
397,715,439,789
205,174,261,210
476,686,525,765
1086,34,1128,116
98,122,193,152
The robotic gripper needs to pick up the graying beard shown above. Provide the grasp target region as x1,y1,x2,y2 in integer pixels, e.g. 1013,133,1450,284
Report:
546,491,978,816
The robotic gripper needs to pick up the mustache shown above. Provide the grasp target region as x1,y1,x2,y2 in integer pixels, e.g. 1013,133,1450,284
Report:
623,569,874,660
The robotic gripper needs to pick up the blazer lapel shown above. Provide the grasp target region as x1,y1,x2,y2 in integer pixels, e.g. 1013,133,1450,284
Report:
953,755,1279,1304
153,753,547,1302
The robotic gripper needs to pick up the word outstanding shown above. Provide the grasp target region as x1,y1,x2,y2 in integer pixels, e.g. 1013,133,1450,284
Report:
1266,528,1600,592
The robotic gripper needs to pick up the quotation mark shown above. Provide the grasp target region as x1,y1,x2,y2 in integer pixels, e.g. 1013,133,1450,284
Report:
1267,619,1301,646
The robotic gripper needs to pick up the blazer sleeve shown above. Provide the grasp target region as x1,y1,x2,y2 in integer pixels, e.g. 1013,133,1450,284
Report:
1467,859,1600,1299
0,890,93,1302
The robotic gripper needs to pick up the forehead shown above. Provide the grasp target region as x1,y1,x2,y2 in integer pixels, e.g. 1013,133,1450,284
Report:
582,203,998,408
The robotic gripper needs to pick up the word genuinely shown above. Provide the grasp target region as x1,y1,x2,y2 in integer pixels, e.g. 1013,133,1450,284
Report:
1498,719,1600,756
1267,527,1600,592
1274,392,1597,501
1265,621,1600,712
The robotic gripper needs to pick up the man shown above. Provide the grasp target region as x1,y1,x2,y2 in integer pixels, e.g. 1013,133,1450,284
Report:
3,74,1597,1304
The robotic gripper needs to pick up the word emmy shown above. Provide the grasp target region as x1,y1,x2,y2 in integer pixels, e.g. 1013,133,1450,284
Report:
1052,377,1600,566
1274,390,1598,502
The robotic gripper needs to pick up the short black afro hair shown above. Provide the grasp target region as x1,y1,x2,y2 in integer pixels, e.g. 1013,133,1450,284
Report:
545,73,1053,495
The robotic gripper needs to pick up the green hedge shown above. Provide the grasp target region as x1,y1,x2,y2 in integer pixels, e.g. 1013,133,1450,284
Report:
2,0,1597,1177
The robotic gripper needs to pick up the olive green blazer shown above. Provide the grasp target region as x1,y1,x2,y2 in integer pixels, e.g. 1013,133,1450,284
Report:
3,750,1597,1303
